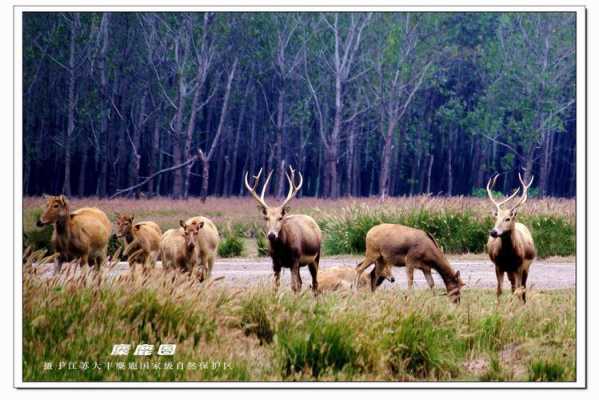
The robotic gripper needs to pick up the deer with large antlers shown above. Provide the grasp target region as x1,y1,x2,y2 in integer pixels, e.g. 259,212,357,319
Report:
244,166,322,294
486,173,536,303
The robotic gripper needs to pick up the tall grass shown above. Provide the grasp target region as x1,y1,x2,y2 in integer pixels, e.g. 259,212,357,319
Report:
22,251,576,382
320,205,575,258
23,196,575,257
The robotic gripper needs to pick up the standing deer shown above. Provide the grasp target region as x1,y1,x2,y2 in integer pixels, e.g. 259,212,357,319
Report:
486,173,536,303
354,224,464,303
244,167,321,294
36,195,111,271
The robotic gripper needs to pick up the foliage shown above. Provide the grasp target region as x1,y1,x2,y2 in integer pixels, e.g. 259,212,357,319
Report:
218,232,245,258
321,206,575,258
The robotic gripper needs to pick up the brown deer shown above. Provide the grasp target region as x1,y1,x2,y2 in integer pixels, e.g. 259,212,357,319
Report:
183,216,220,281
159,220,201,273
486,173,536,303
36,195,111,271
354,224,464,303
114,213,162,269
244,167,321,293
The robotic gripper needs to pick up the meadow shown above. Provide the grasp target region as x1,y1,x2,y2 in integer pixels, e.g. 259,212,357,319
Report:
21,196,577,383
22,196,576,259
22,256,575,382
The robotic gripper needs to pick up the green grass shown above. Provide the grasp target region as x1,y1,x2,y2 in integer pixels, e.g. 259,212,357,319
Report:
218,232,245,258
320,206,575,258
22,255,576,382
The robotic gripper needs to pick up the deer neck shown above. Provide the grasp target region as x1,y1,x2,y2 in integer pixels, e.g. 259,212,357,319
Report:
55,213,71,239
125,230,134,245
430,253,458,290
499,229,518,254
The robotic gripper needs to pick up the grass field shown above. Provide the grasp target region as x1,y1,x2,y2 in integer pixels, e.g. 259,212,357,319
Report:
22,256,575,383
22,196,576,258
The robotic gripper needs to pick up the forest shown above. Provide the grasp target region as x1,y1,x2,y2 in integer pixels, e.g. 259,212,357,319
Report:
22,12,577,199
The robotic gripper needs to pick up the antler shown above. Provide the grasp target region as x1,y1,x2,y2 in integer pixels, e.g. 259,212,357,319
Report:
244,168,272,209
511,172,534,211
280,166,303,209
486,174,520,210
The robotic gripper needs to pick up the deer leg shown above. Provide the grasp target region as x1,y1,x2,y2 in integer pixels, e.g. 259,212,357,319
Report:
354,256,375,290
495,266,504,298
406,265,415,290
423,267,435,293
80,254,90,268
507,271,516,293
290,262,302,293
272,263,282,292
308,261,318,295
514,272,525,303
371,260,387,291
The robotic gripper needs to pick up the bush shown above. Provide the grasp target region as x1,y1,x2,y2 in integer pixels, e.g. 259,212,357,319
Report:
218,232,245,258
275,315,358,378
23,210,53,252
383,312,459,379
256,231,270,256
528,360,566,382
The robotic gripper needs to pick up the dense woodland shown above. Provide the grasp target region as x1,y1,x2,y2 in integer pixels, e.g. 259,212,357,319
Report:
22,12,576,199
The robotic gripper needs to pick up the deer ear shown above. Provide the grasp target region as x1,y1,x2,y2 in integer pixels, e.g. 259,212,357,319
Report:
199,221,205,229
282,206,290,215
134,224,141,231
179,220,185,228
511,210,517,217
455,270,461,279
259,205,267,215
59,195,66,204
130,214,135,221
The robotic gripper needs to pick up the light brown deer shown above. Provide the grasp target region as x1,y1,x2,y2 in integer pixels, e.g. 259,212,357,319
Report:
486,173,536,303
159,220,201,273
244,167,321,293
183,216,220,281
114,213,162,269
36,195,111,271
354,224,464,303
316,266,395,293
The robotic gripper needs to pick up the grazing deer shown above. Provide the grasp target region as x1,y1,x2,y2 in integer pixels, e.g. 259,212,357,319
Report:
183,216,220,281
354,224,464,303
114,213,161,269
486,173,536,303
244,167,321,294
36,195,111,271
159,220,201,273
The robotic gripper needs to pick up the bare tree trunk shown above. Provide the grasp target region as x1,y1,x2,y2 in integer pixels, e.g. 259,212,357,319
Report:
379,119,397,199
63,13,80,196
426,154,434,194
447,131,453,196
199,58,238,202
274,87,286,198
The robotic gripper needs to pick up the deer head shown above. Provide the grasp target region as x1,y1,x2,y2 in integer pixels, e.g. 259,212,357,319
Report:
180,219,203,249
37,195,69,227
115,213,135,238
487,173,534,238
244,166,303,241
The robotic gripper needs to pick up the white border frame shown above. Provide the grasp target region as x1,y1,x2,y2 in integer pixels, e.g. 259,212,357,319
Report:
13,4,587,388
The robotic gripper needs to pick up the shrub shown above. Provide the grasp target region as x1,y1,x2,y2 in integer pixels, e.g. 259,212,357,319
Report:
275,315,358,378
238,292,275,344
218,232,245,257
256,231,270,256
383,312,459,379
23,210,53,252
528,360,566,382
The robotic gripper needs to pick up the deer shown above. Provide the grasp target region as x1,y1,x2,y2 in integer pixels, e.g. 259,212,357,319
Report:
114,213,162,270
316,266,395,293
183,216,220,281
244,166,321,294
159,220,201,273
486,173,536,303
36,195,112,271
354,224,465,303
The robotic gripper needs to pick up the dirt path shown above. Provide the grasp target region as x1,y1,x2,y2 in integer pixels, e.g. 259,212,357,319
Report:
35,255,575,290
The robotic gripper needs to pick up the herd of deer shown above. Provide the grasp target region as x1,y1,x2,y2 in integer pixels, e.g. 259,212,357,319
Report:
34,167,536,304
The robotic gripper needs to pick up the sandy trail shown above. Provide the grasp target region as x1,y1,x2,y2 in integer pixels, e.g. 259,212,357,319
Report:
33,256,576,290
